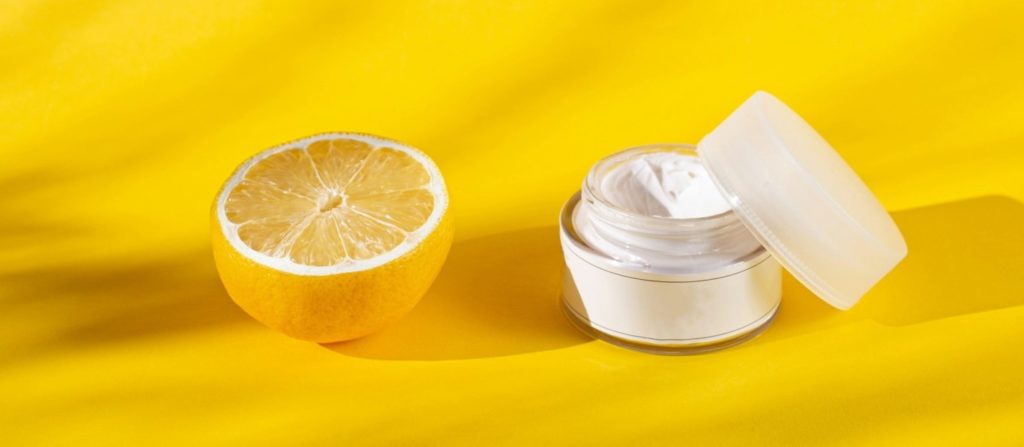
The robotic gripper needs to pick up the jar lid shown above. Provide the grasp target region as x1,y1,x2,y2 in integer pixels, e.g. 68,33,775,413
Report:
697,92,907,310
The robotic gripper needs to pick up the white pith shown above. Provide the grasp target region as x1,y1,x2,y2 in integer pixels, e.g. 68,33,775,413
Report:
216,132,449,276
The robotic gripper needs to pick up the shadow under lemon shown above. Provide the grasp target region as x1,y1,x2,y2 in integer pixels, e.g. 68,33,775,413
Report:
325,226,590,360
762,195,1024,343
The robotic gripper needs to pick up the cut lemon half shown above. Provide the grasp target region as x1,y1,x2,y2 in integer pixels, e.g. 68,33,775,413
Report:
211,132,452,342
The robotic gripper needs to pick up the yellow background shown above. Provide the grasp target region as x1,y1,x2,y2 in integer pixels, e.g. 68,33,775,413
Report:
2,1,1023,445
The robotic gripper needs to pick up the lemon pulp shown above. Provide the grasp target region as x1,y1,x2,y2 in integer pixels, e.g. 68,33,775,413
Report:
218,133,447,274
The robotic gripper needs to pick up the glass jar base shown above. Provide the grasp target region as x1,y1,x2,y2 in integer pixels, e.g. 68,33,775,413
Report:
560,297,778,355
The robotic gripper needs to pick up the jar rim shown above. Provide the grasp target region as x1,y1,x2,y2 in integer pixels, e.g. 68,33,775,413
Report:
560,191,768,277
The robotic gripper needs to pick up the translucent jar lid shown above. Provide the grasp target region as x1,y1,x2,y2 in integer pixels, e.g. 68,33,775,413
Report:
697,92,907,310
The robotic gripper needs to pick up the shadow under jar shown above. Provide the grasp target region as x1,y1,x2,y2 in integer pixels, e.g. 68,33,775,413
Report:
560,144,782,355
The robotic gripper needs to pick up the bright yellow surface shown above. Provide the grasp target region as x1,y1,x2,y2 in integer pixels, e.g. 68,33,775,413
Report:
2,1,1023,445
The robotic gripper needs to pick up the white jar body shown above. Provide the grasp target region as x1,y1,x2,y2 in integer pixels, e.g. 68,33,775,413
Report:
560,192,782,354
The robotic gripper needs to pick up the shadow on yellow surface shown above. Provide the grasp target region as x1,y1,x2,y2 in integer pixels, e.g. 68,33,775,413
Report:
0,254,249,367
330,195,1024,360
325,226,591,360
4,196,1020,365
764,195,1024,343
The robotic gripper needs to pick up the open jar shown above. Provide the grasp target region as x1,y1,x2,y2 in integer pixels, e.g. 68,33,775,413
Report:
559,92,908,354
561,144,782,354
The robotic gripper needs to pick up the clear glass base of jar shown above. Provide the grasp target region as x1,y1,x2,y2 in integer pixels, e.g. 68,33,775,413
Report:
560,297,779,355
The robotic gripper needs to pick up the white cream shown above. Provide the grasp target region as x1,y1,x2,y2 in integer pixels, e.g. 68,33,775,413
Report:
573,150,753,269
598,152,731,219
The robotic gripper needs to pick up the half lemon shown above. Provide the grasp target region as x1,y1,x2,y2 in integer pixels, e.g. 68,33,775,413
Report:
211,132,452,342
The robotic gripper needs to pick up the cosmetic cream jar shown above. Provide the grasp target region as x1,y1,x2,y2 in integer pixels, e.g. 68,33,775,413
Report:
561,145,782,353
559,92,909,354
